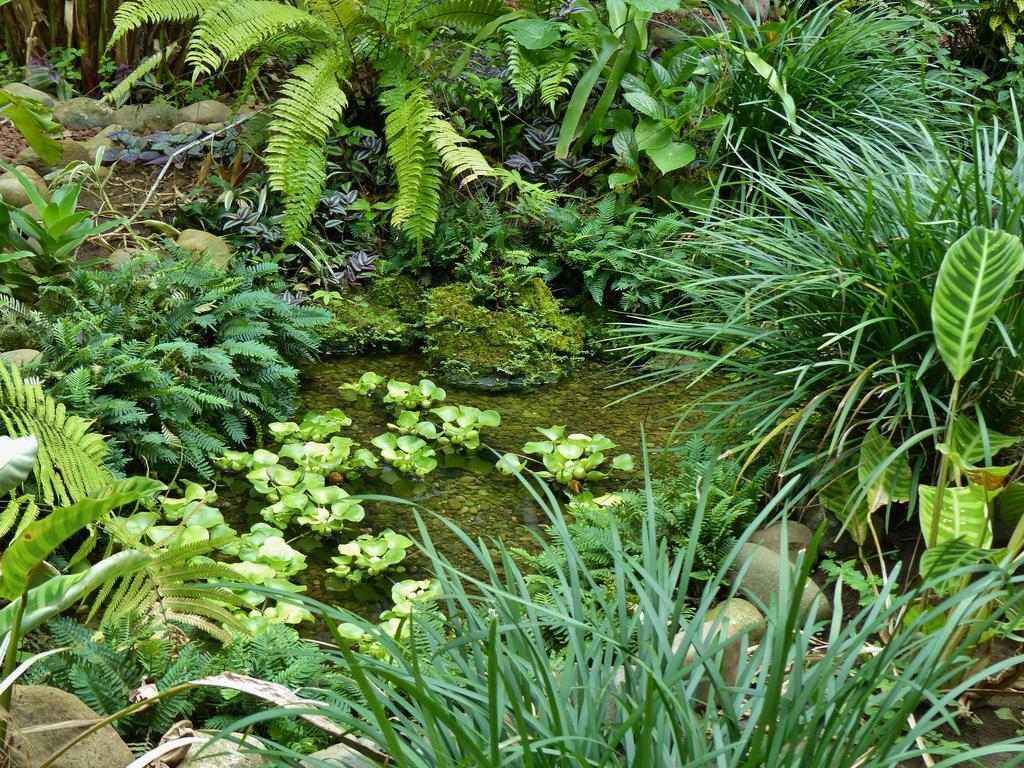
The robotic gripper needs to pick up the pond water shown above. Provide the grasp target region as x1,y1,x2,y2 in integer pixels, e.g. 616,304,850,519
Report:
291,353,703,613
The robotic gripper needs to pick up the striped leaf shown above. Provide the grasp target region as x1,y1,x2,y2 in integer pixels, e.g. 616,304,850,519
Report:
932,226,1024,381
858,427,912,513
0,477,164,600
918,483,994,549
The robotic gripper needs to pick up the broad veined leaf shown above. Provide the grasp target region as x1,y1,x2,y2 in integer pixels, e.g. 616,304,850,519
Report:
919,483,994,549
504,19,561,49
999,482,1024,526
634,117,672,150
0,477,164,599
919,537,990,582
0,90,61,165
647,141,696,174
742,51,798,132
932,226,1024,381
629,0,680,10
819,465,869,544
950,415,1020,464
0,550,151,636
622,91,668,118
857,428,912,513
0,435,38,495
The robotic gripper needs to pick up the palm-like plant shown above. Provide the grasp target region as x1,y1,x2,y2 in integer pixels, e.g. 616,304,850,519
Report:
111,0,510,245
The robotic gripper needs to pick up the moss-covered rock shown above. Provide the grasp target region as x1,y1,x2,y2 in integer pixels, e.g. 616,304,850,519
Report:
318,275,423,354
423,279,584,388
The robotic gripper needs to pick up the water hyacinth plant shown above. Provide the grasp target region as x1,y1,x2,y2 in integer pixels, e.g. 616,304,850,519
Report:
497,425,634,490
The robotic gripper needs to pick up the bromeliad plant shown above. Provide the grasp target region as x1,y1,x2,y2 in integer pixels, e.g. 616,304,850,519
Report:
0,162,118,301
496,425,634,492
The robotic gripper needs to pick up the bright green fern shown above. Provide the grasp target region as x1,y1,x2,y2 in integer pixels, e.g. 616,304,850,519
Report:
111,0,511,245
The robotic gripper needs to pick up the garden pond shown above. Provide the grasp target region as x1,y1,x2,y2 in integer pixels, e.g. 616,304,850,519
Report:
277,353,704,614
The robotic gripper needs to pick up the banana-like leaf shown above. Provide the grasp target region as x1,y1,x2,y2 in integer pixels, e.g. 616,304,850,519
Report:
0,550,152,637
857,427,912,513
919,537,990,585
0,477,164,599
919,483,994,549
0,90,62,165
0,435,38,495
818,465,869,544
932,226,1024,381
950,415,1020,464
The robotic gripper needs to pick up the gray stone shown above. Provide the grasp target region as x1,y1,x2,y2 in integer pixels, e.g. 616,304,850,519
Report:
83,124,123,162
671,598,766,698
7,685,133,768
176,229,234,270
748,521,815,564
171,121,205,135
15,140,90,174
703,597,767,643
1,83,57,109
728,543,831,623
111,102,183,132
179,99,232,125
0,166,48,208
52,97,114,129
181,732,265,767
0,349,41,367
20,203,40,219
203,122,226,133
303,741,381,767
107,248,135,268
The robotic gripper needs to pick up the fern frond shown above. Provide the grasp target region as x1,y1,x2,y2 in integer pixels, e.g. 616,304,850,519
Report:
266,47,349,243
429,117,493,184
104,43,180,105
186,0,337,75
111,0,210,43
0,363,111,506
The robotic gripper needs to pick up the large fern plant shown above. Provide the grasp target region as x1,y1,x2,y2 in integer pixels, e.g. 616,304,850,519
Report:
112,0,510,245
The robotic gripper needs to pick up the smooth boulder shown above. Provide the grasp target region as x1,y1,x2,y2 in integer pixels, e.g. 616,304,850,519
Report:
1,83,56,109
179,99,232,125
83,124,123,162
176,229,234,270
302,741,381,767
0,166,48,208
111,102,182,132
181,732,265,767
748,521,815,564
16,139,90,174
52,96,114,129
6,685,134,768
171,121,205,135
0,349,41,367
728,543,831,623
